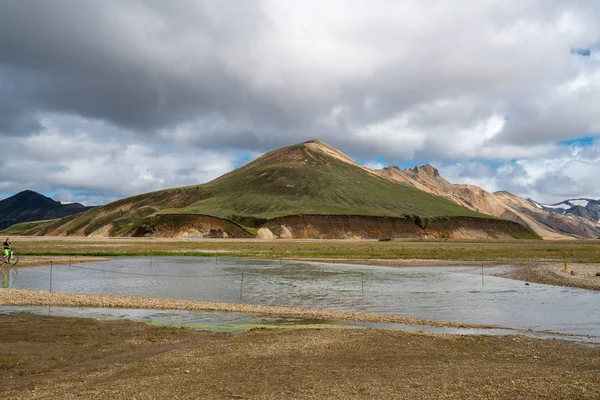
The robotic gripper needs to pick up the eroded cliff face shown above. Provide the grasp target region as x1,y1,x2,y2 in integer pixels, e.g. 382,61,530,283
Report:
256,215,538,240
129,214,253,238
258,215,420,239
377,165,600,240
118,213,537,240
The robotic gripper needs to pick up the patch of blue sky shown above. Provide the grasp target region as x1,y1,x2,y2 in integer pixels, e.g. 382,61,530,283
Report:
0,191,17,200
353,156,401,169
571,48,591,57
50,165,69,173
353,155,416,169
558,136,597,147
472,159,505,169
232,151,258,168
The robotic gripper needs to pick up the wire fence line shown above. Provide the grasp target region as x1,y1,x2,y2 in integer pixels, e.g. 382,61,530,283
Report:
60,262,368,280
62,263,242,279
39,259,370,298
446,266,488,273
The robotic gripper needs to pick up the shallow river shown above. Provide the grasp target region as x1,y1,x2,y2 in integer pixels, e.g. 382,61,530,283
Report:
3,257,599,337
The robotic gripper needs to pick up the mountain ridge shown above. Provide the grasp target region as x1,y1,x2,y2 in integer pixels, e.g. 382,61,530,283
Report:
376,166,600,239
0,190,94,230
534,198,600,224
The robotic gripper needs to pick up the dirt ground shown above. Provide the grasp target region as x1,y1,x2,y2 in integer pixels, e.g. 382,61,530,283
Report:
1,314,599,400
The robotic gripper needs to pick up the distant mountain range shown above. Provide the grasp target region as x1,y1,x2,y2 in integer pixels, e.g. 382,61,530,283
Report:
0,190,95,230
377,165,600,239
3,140,598,239
530,199,600,224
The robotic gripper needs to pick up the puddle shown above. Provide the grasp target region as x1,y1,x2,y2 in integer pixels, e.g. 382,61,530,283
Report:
3,257,600,337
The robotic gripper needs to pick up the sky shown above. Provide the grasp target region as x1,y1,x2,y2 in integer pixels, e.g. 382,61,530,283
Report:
0,0,599,206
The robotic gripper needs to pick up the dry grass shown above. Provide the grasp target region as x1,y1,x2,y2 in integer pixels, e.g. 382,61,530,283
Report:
10,236,600,263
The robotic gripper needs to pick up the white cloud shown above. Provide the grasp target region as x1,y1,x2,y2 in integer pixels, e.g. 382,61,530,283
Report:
440,142,600,203
0,115,239,204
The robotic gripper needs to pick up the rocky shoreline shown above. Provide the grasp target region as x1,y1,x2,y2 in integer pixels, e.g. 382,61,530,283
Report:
503,262,600,290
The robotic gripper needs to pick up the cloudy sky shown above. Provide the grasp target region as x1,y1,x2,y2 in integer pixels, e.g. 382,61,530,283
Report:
0,0,599,205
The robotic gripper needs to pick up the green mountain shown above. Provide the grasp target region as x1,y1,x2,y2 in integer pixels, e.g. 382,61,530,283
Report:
4,140,539,239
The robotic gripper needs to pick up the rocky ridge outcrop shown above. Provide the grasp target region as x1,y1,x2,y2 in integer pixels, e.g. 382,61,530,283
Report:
377,165,600,239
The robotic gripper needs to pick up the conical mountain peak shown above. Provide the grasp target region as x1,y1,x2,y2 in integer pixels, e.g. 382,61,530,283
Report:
246,139,361,169
301,139,359,166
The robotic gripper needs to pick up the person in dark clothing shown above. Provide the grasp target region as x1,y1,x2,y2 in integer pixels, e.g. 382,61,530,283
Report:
3,238,12,263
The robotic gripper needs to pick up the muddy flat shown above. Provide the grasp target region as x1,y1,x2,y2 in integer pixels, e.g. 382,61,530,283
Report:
1,314,599,399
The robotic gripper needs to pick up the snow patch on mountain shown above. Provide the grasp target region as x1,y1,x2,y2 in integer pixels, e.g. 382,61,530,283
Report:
544,203,571,210
569,199,589,207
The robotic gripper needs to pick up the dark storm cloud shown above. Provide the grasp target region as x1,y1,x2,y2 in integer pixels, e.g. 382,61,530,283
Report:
1,0,599,153
0,0,301,136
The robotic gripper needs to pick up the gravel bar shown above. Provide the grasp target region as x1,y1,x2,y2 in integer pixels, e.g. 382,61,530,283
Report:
0,288,500,330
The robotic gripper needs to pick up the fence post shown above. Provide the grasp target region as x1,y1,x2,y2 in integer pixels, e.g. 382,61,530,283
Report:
239,272,244,301
50,260,53,293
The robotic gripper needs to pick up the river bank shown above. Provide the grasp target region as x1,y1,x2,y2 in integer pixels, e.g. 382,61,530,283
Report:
504,262,600,290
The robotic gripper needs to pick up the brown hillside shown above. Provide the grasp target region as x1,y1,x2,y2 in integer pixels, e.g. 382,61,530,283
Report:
377,165,600,239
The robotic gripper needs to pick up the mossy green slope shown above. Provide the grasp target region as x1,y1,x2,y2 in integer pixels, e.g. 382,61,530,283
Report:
163,141,486,219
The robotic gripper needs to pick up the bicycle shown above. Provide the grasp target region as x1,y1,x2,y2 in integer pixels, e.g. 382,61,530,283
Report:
1,249,19,266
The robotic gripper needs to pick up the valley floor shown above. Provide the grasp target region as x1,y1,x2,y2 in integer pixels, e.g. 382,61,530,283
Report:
2,238,600,398
1,314,599,400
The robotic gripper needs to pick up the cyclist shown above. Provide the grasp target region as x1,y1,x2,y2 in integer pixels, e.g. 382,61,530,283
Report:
3,238,11,263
